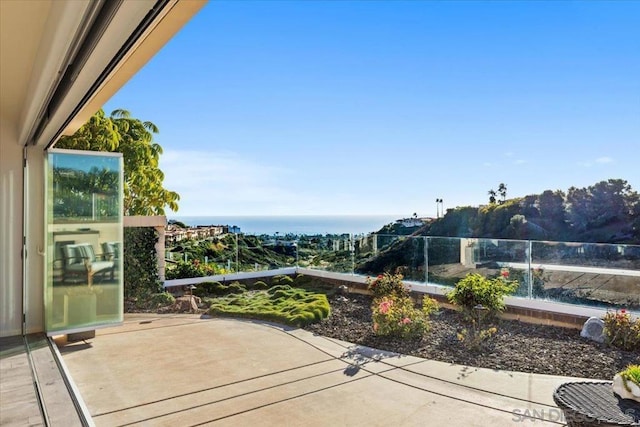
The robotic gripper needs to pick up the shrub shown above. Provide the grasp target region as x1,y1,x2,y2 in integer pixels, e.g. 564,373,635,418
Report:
272,275,295,286
192,281,221,297
603,309,640,352
371,295,438,339
507,267,547,298
447,273,518,320
148,292,175,307
447,273,518,350
367,272,409,298
124,227,161,299
165,259,221,279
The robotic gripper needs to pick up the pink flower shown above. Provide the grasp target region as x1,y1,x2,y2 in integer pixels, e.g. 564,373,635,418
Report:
379,299,393,314
401,317,412,324
501,270,509,278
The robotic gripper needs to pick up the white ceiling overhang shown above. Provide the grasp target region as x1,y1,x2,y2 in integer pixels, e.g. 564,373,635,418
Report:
0,0,206,150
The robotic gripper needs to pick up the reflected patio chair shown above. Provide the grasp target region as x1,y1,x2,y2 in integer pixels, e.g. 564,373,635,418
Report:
101,241,121,275
61,243,114,287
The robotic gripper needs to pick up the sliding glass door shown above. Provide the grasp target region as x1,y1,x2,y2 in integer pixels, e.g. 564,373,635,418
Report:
45,149,123,333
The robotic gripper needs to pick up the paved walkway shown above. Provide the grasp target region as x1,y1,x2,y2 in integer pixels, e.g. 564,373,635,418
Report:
58,314,581,426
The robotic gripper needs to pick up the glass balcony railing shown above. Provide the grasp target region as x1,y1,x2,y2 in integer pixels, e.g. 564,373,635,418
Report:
293,234,639,311
166,232,640,312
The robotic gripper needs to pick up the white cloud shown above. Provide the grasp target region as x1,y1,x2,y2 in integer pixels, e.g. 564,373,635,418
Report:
160,149,378,215
595,156,613,164
514,159,526,165
577,156,614,168
160,149,299,215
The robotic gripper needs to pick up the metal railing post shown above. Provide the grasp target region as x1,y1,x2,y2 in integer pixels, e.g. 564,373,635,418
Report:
527,240,533,299
424,237,429,284
350,234,355,275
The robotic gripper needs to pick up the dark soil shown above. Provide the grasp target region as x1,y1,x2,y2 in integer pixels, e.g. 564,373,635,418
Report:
303,293,638,380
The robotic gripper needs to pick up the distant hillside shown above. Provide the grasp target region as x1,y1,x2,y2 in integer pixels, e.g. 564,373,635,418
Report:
359,178,640,273
424,178,639,244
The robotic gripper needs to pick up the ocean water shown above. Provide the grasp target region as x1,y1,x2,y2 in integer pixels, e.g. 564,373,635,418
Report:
170,215,403,235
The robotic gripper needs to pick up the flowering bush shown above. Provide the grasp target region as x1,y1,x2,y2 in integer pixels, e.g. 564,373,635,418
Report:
603,309,640,351
503,267,547,298
372,294,438,339
367,272,409,298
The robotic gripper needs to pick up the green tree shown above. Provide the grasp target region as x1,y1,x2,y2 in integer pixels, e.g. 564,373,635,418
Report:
632,201,640,240
538,190,566,222
589,179,636,226
567,179,637,231
55,109,179,215
566,186,591,232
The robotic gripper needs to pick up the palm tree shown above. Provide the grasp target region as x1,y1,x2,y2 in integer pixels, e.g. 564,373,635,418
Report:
498,183,507,204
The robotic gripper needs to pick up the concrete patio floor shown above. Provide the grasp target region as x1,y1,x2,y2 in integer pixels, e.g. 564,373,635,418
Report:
57,314,582,426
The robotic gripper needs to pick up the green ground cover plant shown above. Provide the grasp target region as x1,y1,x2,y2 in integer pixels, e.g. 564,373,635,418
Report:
193,281,246,297
619,365,640,390
207,284,330,327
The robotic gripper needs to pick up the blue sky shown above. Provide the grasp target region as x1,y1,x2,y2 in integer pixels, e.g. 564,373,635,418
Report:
103,1,639,217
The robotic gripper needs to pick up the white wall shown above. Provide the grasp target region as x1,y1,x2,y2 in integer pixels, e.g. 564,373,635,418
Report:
0,122,24,337
0,125,49,337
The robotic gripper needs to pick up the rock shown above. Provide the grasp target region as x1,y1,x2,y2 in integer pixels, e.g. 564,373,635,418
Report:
172,296,200,312
613,373,640,402
580,317,605,343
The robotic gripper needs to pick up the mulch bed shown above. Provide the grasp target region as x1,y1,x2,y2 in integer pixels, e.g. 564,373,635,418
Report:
302,293,638,380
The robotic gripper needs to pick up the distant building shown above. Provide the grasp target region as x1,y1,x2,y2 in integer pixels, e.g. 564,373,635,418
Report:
165,224,239,245
226,225,241,234
396,218,425,228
